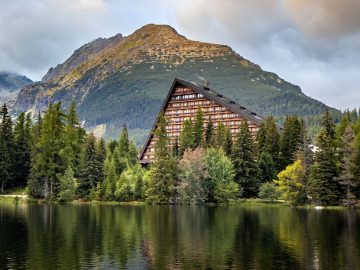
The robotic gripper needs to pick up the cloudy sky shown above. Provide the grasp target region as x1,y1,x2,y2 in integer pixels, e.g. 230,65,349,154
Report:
1,0,359,110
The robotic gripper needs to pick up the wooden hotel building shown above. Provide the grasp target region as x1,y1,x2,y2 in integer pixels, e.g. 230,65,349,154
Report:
140,78,267,164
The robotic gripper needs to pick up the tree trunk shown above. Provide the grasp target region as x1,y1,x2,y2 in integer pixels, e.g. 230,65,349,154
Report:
0,181,4,194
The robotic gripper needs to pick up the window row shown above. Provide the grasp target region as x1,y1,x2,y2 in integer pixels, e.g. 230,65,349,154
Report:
172,93,204,101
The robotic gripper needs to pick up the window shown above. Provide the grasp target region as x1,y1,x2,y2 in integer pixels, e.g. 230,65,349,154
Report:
198,94,204,98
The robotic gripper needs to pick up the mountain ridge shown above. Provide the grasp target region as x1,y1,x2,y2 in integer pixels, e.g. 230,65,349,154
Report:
13,24,337,142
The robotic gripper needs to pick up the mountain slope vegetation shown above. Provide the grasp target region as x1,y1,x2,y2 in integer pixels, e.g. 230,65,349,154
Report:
13,24,337,143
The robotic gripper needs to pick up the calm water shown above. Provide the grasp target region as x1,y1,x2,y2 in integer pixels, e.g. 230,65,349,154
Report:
1,203,360,270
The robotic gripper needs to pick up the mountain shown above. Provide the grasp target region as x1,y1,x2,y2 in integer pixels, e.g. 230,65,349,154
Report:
0,71,32,108
13,24,337,143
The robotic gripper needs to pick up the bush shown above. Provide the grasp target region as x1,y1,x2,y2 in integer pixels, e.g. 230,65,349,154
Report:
258,182,280,201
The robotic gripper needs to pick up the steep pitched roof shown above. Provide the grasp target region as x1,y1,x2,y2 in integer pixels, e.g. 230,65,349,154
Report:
140,78,278,161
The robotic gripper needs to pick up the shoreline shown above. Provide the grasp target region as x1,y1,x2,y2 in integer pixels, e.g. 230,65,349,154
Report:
1,195,359,210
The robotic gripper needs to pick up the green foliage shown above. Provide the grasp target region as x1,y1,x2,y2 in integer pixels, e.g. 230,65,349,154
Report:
78,133,104,198
258,152,276,183
279,115,304,169
115,164,146,201
258,182,280,201
274,160,307,205
0,104,14,193
179,119,195,155
204,148,240,202
193,107,204,148
257,116,281,167
146,115,178,203
231,121,259,197
336,126,359,207
204,118,214,147
58,167,78,203
309,111,340,205
178,148,208,204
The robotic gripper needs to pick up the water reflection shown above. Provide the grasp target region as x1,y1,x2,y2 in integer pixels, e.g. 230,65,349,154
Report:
0,203,359,269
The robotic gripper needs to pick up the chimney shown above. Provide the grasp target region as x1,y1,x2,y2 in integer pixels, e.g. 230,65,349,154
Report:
203,80,209,87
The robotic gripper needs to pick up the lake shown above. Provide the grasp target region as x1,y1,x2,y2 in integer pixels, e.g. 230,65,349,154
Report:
1,202,360,269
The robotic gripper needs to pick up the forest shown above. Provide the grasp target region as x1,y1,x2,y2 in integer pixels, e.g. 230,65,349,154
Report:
0,102,360,206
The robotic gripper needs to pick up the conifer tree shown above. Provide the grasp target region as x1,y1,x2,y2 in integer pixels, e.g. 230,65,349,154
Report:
309,111,339,205
58,166,78,202
13,112,32,187
204,118,214,147
62,101,85,176
28,103,66,199
231,121,259,197
146,114,178,203
336,126,359,207
179,119,195,155
257,116,281,167
78,133,104,198
258,152,276,183
279,115,304,169
127,140,139,166
172,137,180,158
224,126,233,156
113,125,130,175
213,122,226,148
0,103,14,192
194,107,204,147
118,124,130,155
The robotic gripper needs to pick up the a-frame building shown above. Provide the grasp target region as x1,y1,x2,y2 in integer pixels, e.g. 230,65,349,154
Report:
140,78,269,164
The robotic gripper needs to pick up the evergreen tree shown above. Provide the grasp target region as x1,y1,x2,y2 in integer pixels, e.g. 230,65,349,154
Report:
336,126,359,207
113,126,130,175
258,152,276,183
231,121,259,197
279,115,304,169
0,103,14,193
146,114,178,203
103,158,116,201
224,127,233,156
213,122,226,148
13,112,32,187
257,116,281,167
309,112,339,205
127,140,139,166
62,101,85,177
28,103,66,199
193,107,204,147
78,133,104,198
179,119,195,155
118,124,130,155
204,118,214,147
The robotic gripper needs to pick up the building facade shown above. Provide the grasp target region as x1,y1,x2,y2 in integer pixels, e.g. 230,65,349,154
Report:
140,78,266,164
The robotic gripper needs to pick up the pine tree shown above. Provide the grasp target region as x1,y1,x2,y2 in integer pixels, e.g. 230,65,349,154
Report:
62,101,85,177
194,107,204,148
28,103,66,199
179,119,195,155
172,136,180,158
279,115,304,169
78,133,104,198
13,112,32,187
118,124,130,155
213,122,226,148
309,112,339,205
257,116,281,167
336,126,359,207
146,114,178,203
127,140,139,166
0,103,14,193
258,152,276,183
231,121,259,197
224,126,233,156
204,118,214,147
58,166,78,203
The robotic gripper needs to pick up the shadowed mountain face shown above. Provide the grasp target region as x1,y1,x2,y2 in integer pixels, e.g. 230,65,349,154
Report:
0,72,32,108
13,24,335,142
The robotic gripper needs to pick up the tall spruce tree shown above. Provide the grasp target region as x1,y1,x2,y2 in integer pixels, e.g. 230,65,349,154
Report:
231,121,259,197
204,118,214,147
279,115,304,169
336,126,359,207
13,112,32,187
78,133,104,198
194,107,204,148
0,104,14,193
146,114,178,203
179,119,195,156
257,116,281,168
309,111,340,205
224,126,233,156
28,103,66,199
